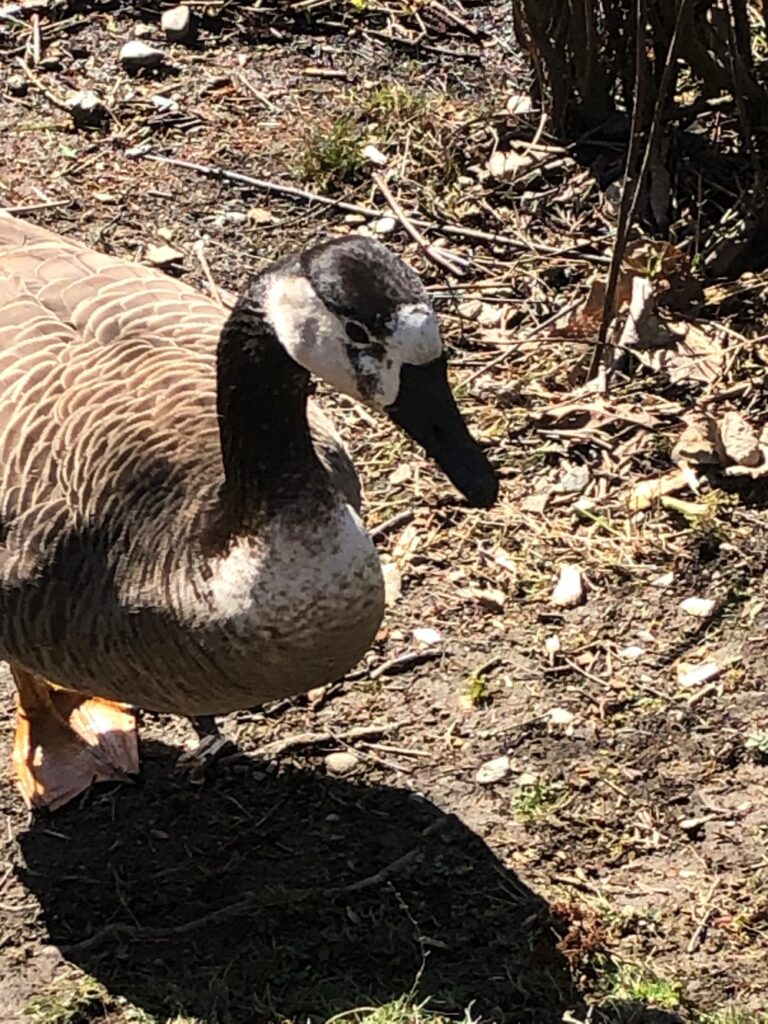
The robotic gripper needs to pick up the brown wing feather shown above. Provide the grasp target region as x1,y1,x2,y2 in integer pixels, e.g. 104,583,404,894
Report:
0,213,361,588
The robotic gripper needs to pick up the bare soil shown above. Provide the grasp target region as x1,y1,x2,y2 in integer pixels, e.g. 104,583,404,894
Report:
1,3,767,1023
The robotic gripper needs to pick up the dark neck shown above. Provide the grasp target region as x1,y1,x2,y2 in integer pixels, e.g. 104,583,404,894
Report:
215,294,328,528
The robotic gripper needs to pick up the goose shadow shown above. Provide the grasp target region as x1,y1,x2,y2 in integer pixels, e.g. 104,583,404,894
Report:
15,737,582,1023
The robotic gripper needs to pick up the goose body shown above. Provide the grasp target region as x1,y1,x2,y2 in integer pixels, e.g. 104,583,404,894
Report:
0,211,497,808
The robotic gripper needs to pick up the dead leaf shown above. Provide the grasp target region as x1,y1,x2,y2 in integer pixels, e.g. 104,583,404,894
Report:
628,469,688,511
506,93,533,115
719,410,761,467
487,149,535,180
672,412,722,465
392,523,420,565
388,464,413,485
521,493,549,514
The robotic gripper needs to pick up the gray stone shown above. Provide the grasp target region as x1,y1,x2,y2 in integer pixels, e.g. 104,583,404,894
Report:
162,5,192,42
325,751,359,775
120,40,164,71
68,89,108,128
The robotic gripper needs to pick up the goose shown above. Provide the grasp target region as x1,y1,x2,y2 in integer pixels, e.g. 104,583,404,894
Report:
0,211,498,811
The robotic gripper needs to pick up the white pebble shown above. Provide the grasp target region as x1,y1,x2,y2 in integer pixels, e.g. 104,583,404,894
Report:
373,216,397,235
412,627,442,646
145,243,184,266
162,4,191,41
618,645,646,660
679,596,719,619
549,707,574,727
67,90,107,127
325,751,359,775
120,40,164,71
676,661,722,688
362,143,388,166
551,564,584,607
475,755,510,785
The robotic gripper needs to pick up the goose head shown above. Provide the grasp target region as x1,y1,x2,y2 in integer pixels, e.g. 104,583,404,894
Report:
258,235,499,509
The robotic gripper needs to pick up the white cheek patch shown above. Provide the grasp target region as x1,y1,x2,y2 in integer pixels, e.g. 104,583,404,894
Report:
263,274,358,397
388,303,442,365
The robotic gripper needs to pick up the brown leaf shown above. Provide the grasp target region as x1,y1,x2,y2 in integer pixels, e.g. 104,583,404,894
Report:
719,410,761,467
672,412,722,465
628,470,688,511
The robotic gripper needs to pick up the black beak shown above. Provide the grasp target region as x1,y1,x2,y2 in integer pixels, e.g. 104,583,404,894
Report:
385,357,499,509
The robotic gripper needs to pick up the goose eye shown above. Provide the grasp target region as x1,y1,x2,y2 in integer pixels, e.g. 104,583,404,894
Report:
345,321,369,347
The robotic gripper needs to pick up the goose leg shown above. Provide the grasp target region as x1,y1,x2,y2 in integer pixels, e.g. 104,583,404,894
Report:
11,664,139,812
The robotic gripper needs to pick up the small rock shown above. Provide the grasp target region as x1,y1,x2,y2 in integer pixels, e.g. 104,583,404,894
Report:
558,462,591,495
521,492,549,514
412,626,442,646
676,661,723,688
362,143,387,166
343,213,367,226
458,299,483,321
380,560,401,607
650,571,675,588
618,644,646,660
549,707,574,727
145,243,184,266
325,751,358,775
679,596,719,619
248,206,275,225
475,755,510,785
120,40,164,72
518,772,538,787
134,22,156,38
679,816,708,832
544,634,561,664
67,89,108,128
150,93,179,113
373,216,396,235
162,4,192,41
7,74,28,96
213,209,248,228
551,564,584,608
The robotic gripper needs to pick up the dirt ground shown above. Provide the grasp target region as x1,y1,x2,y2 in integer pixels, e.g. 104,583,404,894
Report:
1,2,768,1023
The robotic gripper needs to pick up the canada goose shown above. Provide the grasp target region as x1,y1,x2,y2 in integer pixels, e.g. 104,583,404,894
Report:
0,212,498,811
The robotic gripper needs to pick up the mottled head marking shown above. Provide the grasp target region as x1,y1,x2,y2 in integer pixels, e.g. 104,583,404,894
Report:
300,235,427,339
260,234,443,409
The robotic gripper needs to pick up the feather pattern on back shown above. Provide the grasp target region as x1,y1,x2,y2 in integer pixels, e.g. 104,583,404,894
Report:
0,213,380,714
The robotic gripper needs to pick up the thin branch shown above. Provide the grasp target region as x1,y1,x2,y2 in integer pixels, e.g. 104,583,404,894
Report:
127,149,609,263
588,0,690,380
372,171,467,277
587,0,649,380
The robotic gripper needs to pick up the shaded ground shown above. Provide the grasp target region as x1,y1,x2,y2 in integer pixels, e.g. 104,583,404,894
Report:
1,2,768,1022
